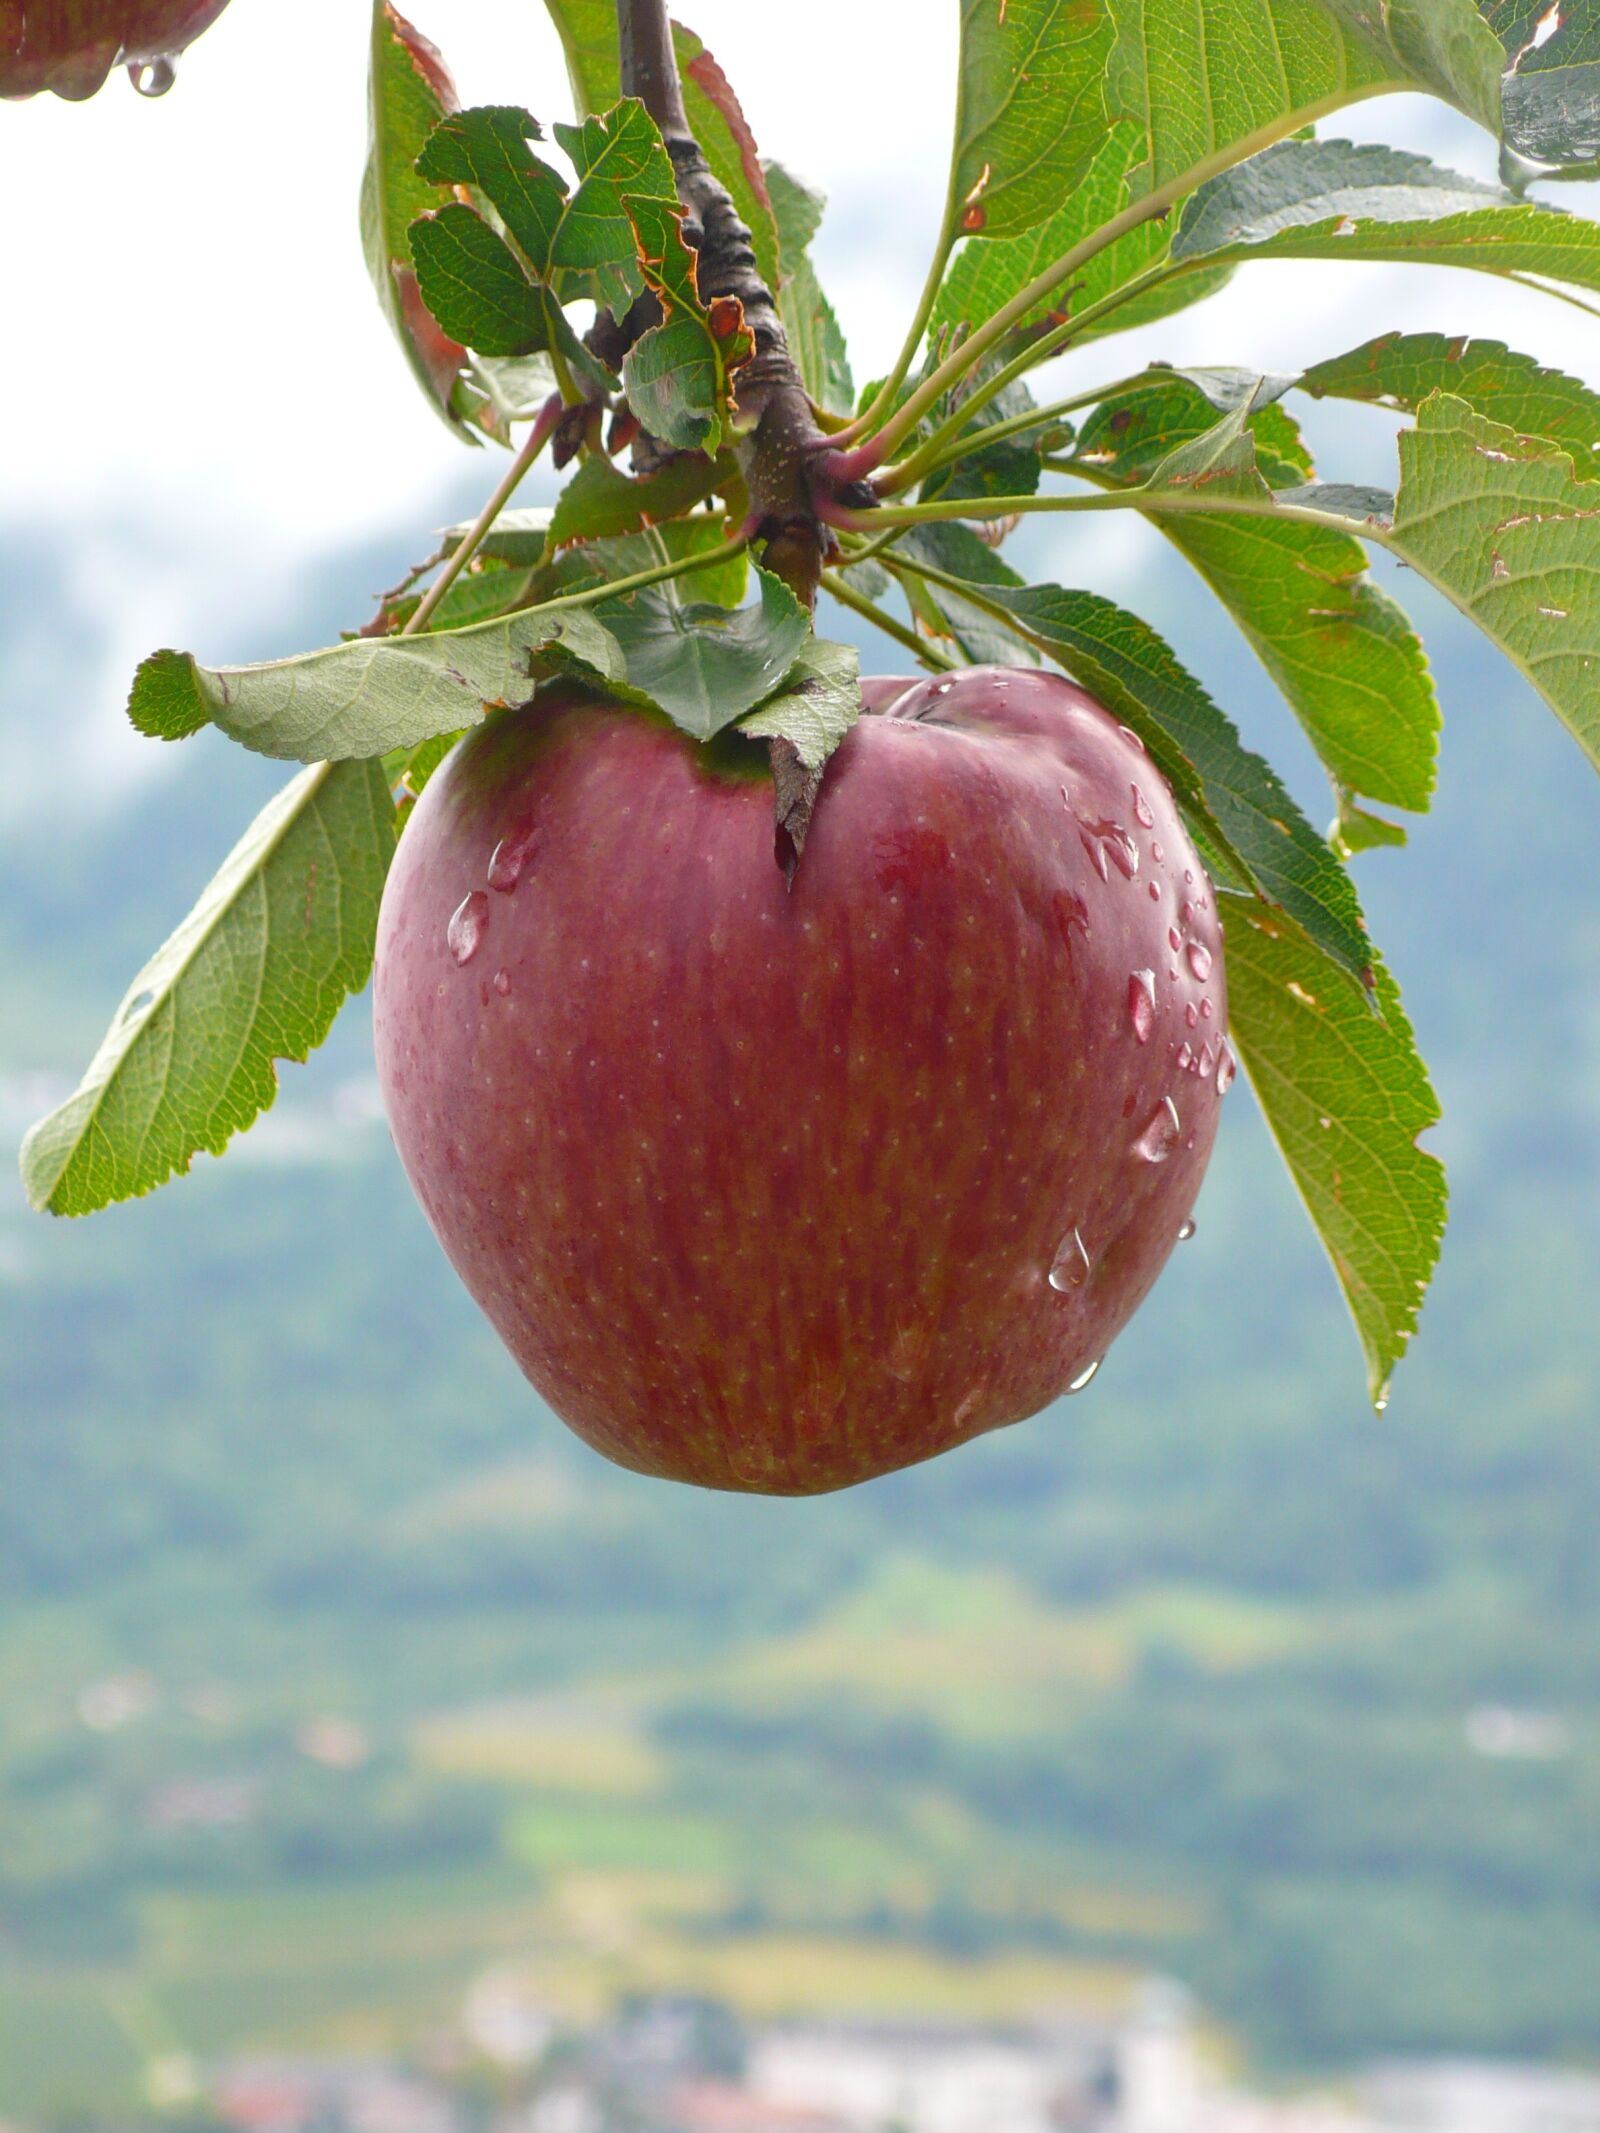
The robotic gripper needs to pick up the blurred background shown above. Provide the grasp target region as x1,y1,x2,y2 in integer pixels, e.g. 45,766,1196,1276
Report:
4,6,1600,2131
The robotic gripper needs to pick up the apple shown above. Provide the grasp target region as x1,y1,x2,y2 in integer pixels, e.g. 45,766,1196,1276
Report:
372,665,1230,1494
2,0,231,99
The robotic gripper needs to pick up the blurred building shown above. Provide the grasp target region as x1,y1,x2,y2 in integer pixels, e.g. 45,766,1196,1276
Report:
1364,2060,1600,2132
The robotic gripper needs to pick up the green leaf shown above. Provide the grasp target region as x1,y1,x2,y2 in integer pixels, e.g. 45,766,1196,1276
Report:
738,636,861,768
614,185,753,454
893,521,1041,669
547,451,728,548
912,574,1375,984
540,0,616,115
594,566,810,741
129,608,629,764
1173,137,1600,296
930,122,1231,355
550,99,682,316
409,203,548,357
587,522,751,609
1224,893,1446,1406
1387,392,1600,771
1105,0,1505,199
1333,789,1409,855
1067,374,1440,812
417,104,569,266
1301,332,1600,468
766,161,854,417
20,761,396,1218
361,3,473,436
952,0,1115,238
383,560,542,635
537,2,784,289
446,506,552,566
668,24,783,295
622,309,726,454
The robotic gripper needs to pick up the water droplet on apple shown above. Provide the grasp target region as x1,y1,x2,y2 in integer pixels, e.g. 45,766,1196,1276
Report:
1178,1218,1197,1241
1187,940,1213,981
447,890,489,966
1065,1358,1101,1395
1118,725,1146,753
487,825,537,894
1078,817,1138,880
1048,1227,1092,1291
1216,1042,1238,1094
1185,1002,1199,1029
1131,784,1155,829
1128,969,1156,1043
492,968,512,997
1176,1041,1194,1072
1168,927,1182,953
129,54,177,95
1133,1096,1181,1163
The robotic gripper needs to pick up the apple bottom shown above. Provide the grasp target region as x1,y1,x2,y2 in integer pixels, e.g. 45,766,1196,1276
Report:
373,671,1227,1494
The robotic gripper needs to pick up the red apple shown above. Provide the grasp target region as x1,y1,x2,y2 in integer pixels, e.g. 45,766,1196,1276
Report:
372,665,1230,1494
2,0,231,99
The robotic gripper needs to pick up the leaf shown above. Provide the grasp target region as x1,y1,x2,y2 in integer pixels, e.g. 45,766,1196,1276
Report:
670,24,783,296
951,0,1115,239
1105,0,1505,199
738,636,861,767
1301,332,1600,467
617,187,753,454
1333,788,1409,855
417,104,569,268
1386,392,1600,770
547,451,728,548
129,608,629,764
362,3,473,436
537,1,784,289
447,506,552,566
930,122,1231,356
893,521,1041,669
588,523,751,609
20,761,396,1218
409,202,548,357
1224,892,1446,1405
1172,137,1600,295
384,561,542,635
922,374,1050,507
1067,375,1440,812
766,161,854,416
910,573,1375,984
550,99,682,316
456,352,557,440
540,0,616,115
594,566,810,740
623,310,726,453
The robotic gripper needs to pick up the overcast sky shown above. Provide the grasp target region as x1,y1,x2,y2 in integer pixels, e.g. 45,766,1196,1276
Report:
3,0,1597,821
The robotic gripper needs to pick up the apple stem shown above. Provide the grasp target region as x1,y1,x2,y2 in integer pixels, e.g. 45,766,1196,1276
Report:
615,0,875,607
